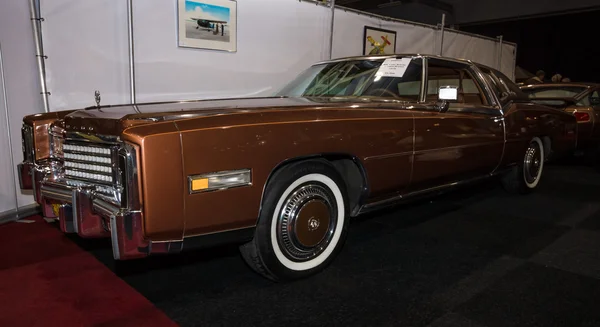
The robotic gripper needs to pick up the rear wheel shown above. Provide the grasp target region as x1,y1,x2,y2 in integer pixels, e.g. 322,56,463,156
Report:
240,160,349,282
502,136,545,194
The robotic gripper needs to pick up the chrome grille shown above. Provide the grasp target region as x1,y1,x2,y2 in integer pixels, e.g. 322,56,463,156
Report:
63,142,117,185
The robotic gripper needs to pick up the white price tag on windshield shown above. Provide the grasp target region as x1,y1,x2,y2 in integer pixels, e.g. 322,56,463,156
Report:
375,58,412,78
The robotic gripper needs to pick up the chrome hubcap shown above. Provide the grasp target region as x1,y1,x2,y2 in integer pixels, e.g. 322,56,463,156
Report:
277,183,337,262
524,141,542,184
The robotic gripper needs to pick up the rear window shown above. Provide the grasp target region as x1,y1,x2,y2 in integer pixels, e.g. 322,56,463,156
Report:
523,87,587,99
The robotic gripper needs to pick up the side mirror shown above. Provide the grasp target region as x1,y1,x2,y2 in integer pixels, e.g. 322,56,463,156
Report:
437,86,457,112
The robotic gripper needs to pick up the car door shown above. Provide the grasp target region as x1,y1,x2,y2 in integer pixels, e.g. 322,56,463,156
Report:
407,58,505,193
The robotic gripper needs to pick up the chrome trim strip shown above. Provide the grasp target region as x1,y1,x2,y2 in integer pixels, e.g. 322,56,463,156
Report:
365,141,505,161
94,198,120,218
110,214,120,260
64,132,120,144
40,184,73,202
359,169,509,213
364,151,413,161
71,189,79,232
414,141,505,155
420,57,427,103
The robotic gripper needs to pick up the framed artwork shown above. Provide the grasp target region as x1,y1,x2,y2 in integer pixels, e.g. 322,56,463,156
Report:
177,0,237,52
363,26,396,55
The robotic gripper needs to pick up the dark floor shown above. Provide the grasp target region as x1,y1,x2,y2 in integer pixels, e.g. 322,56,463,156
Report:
73,160,600,327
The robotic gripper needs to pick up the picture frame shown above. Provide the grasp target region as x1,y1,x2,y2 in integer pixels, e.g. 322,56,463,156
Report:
363,26,397,55
177,0,237,52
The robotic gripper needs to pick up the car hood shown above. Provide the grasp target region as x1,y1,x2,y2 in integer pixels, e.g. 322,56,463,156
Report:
60,96,416,135
66,97,381,120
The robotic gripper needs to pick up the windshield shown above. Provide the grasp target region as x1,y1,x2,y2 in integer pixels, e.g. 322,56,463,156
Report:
275,57,423,101
522,86,587,99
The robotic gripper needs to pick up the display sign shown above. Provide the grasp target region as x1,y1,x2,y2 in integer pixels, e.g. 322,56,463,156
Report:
375,58,412,78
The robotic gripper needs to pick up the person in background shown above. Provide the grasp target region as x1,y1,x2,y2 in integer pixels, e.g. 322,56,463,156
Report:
525,70,545,84
551,74,563,83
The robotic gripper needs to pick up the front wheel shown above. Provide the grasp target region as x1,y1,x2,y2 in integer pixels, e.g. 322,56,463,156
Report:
501,136,545,194
240,160,349,282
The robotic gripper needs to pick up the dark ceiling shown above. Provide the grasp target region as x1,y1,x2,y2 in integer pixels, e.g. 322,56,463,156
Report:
335,0,600,26
337,0,454,12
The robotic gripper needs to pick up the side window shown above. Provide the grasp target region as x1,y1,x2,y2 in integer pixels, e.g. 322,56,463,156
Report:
478,67,505,101
589,90,600,106
577,91,600,107
426,59,488,106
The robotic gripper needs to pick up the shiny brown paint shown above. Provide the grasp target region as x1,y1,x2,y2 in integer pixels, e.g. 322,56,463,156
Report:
122,122,185,240
175,105,415,237
24,94,576,243
96,97,571,241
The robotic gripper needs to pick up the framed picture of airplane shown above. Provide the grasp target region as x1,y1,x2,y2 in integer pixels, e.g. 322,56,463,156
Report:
363,26,396,55
177,0,237,52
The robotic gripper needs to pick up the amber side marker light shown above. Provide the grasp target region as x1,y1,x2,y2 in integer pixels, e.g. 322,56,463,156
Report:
188,169,252,194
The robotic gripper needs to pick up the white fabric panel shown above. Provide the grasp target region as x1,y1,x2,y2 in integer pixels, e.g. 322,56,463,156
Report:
501,43,517,81
133,0,330,102
379,20,437,55
0,47,17,214
441,30,517,80
0,1,44,211
332,8,437,58
442,31,497,68
332,9,384,58
40,0,131,111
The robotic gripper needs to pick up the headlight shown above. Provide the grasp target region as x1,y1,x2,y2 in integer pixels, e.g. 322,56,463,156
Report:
49,124,65,160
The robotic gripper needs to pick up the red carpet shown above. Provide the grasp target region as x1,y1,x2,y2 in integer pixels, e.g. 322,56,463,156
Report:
0,216,178,327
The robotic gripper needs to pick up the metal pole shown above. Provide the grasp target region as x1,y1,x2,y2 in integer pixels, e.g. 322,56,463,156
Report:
329,0,336,59
127,0,136,104
439,13,446,56
0,43,20,220
497,35,503,70
29,0,49,113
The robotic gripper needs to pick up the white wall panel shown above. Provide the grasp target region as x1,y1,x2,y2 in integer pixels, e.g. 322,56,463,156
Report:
133,0,330,102
501,43,517,81
379,21,437,55
40,0,131,111
442,31,496,68
331,9,381,58
0,45,17,215
332,8,437,59
0,1,44,212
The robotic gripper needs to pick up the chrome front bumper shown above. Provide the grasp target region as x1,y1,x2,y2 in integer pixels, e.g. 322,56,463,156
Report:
17,162,34,190
40,182,116,238
20,155,178,261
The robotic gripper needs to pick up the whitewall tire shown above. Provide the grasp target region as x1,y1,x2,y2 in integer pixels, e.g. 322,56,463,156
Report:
240,160,350,281
501,136,545,194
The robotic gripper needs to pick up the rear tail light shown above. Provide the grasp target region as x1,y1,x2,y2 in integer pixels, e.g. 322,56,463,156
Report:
574,112,590,122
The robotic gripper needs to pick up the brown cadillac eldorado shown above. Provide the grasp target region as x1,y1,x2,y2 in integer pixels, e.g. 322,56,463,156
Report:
18,55,577,281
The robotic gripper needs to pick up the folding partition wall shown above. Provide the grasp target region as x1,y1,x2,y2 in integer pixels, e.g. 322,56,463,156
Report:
0,0,517,222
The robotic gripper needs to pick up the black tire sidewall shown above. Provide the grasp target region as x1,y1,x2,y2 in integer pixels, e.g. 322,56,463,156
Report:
254,160,350,281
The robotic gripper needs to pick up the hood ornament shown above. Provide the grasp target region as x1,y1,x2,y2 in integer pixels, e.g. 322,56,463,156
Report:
94,90,101,107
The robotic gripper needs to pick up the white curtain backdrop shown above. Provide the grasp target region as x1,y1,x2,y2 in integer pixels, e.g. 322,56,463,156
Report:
0,0,517,219
40,0,131,111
